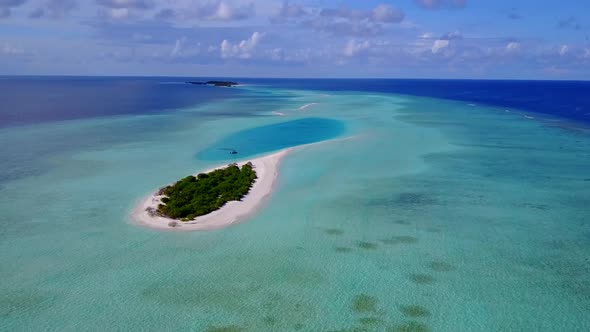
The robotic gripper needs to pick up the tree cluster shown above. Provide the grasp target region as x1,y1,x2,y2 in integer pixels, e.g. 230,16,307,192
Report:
157,162,257,221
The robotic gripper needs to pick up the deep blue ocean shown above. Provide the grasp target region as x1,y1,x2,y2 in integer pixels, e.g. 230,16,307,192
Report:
0,76,243,128
1,77,589,128
244,78,590,124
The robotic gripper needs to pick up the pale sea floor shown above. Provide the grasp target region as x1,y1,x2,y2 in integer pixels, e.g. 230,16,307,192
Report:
0,87,589,331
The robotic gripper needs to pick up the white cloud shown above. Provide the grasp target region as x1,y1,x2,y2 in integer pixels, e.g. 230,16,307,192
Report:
419,32,435,39
300,3,404,37
506,42,520,52
211,1,250,20
431,39,449,53
1,43,24,55
320,3,404,23
343,39,371,57
277,1,307,18
107,8,130,19
170,37,186,57
156,0,255,22
371,4,404,23
268,47,284,61
221,31,264,59
558,45,569,56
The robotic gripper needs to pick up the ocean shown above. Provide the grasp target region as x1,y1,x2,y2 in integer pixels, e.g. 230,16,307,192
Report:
0,77,589,331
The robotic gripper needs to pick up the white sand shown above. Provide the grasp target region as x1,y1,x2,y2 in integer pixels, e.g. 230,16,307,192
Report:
299,103,318,110
131,148,292,231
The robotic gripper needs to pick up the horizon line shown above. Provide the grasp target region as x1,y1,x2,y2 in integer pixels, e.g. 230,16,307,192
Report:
1,75,588,83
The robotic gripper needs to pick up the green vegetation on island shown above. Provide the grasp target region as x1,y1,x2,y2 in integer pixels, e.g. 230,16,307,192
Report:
155,163,257,221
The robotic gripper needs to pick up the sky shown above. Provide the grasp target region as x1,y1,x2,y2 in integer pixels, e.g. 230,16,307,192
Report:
0,0,589,79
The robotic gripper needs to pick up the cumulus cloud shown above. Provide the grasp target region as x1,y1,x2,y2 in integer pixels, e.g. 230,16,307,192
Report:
415,0,466,10
156,1,254,22
208,1,253,20
431,39,449,53
29,0,77,19
220,31,264,59
0,0,28,18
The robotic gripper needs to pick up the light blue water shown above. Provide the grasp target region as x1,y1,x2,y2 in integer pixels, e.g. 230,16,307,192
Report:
0,86,589,331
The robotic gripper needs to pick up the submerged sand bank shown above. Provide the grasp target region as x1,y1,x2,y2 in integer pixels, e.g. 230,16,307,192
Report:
131,148,291,231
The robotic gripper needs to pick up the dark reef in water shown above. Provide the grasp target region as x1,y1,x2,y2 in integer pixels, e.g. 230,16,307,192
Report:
187,81,239,87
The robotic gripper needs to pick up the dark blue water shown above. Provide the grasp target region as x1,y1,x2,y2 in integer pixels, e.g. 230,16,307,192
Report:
0,76,242,128
1,77,589,128
244,78,590,124
197,118,346,161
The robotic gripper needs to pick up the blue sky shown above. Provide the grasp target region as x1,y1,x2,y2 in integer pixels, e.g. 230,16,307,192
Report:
1,0,589,79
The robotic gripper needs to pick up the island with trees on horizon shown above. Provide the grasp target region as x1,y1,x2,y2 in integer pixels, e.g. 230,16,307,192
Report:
152,162,257,221
186,80,239,87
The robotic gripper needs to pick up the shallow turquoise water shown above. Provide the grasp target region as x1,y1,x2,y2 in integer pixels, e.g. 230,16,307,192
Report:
197,117,346,161
0,86,589,331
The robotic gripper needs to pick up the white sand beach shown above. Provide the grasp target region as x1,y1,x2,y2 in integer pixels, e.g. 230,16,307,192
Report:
131,148,291,231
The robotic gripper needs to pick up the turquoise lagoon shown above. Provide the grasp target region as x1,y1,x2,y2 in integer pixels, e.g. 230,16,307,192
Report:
197,117,346,161
0,84,589,331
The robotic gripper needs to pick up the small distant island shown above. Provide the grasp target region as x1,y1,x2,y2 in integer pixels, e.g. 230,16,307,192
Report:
152,162,257,221
186,80,239,87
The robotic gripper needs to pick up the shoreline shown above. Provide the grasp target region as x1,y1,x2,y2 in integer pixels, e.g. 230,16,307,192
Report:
131,148,292,231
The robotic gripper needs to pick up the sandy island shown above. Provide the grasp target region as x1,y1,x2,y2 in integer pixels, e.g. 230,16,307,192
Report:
131,148,291,231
